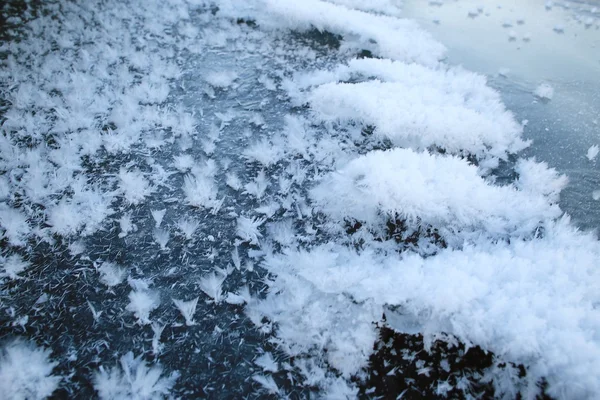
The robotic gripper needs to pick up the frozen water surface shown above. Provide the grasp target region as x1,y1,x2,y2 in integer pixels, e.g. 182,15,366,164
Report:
1,0,600,399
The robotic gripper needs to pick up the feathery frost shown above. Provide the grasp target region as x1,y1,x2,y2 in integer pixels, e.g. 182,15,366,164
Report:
0,340,61,400
94,352,179,400
172,297,199,326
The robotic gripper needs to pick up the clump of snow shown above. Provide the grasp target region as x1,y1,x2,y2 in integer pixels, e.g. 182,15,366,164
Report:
515,158,568,203
264,217,600,399
151,209,167,228
252,374,279,395
176,217,199,240
244,170,270,199
126,290,160,325
0,205,30,246
0,340,61,400
172,154,195,172
247,257,380,389
153,228,170,251
231,246,241,270
254,352,279,373
119,168,154,205
534,83,554,100
243,138,284,167
119,214,137,238
46,183,115,237
327,0,404,17
218,0,446,67
267,219,296,247
182,171,222,212
205,70,239,89
225,172,243,190
226,285,253,305
586,145,599,161
94,352,179,400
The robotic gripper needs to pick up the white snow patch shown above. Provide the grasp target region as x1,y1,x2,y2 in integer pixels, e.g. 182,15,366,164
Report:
254,352,279,373
176,217,200,240
236,216,266,245
199,272,227,303
151,209,167,228
219,0,446,66
534,83,554,100
118,168,154,205
271,217,600,398
205,70,239,89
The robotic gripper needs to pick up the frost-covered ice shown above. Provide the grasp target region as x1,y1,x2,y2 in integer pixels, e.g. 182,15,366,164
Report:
2,0,600,398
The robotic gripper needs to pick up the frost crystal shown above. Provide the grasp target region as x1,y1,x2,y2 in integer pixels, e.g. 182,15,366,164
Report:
1,255,31,280
94,352,179,400
236,216,266,245
0,340,61,400
98,262,126,287
172,297,199,326
176,218,200,240
199,272,227,303
126,290,160,325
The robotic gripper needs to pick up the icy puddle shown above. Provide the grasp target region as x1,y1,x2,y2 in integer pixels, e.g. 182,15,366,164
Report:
1,0,600,399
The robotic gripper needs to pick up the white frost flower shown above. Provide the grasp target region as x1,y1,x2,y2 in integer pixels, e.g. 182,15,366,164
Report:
94,352,179,400
0,340,61,400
